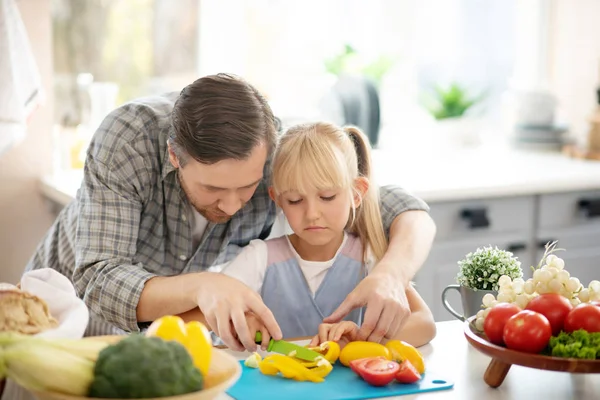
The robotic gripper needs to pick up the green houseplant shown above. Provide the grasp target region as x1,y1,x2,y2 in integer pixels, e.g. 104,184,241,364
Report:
422,83,487,146
323,44,396,86
423,83,485,120
442,246,523,321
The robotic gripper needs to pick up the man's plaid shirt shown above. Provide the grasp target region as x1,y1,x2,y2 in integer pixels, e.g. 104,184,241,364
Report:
25,92,429,333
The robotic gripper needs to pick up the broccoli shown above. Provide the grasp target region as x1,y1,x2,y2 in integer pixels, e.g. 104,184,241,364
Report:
89,334,204,398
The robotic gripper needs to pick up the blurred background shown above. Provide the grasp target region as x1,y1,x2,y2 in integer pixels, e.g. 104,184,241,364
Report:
2,0,600,321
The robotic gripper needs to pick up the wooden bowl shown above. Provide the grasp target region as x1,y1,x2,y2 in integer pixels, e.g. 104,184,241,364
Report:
463,316,600,388
30,335,242,400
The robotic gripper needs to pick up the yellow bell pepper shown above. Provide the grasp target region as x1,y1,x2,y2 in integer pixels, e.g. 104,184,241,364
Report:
385,340,425,374
258,354,325,383
339,341,391,366
184,321,213,376
306,341,340,364
146,316,212,376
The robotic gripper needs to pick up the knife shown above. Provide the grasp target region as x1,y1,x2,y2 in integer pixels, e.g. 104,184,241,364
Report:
254,332,321,361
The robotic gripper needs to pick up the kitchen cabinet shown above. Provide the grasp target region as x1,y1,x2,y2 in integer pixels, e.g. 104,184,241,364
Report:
423,190,600,322
416,196,536,322
535,189,600,289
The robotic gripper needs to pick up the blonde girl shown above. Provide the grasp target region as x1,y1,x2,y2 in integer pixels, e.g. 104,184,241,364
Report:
222,122,436,350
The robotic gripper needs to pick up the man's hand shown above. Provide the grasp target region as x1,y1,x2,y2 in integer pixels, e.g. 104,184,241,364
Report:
310,321,358,348
244,312,272,352
323,270,410,343
196,272,282,351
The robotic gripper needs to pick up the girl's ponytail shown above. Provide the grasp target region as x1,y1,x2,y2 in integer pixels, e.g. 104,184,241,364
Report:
344,126,387,262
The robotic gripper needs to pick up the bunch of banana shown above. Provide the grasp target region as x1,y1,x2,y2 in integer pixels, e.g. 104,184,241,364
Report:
0,332,110,396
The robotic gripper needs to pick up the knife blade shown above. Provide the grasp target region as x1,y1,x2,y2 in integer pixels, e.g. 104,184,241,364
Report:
255,332,321,361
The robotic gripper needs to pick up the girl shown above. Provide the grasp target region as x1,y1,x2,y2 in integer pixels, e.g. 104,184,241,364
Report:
222,122,436,350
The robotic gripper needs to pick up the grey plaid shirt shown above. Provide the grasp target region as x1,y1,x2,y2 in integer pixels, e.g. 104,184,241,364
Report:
26,92,429,333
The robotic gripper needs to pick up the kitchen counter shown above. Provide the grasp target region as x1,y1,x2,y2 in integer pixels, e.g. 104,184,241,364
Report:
39,145,600,208
220,320,600,400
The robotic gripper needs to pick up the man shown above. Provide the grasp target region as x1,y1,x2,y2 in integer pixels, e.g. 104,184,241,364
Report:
26,73,436,351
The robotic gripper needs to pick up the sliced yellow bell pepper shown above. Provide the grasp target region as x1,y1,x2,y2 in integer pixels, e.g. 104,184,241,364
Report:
385,340,425,374
306,341,340,364
309,357,333,378
259,354,325,383
146,316,212,376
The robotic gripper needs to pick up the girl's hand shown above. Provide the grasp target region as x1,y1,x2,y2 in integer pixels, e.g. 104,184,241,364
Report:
310,321,359,347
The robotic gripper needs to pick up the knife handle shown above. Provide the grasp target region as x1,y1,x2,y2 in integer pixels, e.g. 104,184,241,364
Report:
254,331,274,352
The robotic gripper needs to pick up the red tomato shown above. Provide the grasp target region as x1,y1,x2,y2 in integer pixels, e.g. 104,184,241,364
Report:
564,303,600,333
350,357,400,386
483,303,522,345
503,310,552,353
525,293,573,335
394,360,421,384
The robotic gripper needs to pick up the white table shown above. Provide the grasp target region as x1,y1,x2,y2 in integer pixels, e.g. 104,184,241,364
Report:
219,320,600,400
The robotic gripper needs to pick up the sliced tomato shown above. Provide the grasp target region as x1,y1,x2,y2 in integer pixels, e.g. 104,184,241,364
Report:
349,356,387,374
351,357,400,386
395,359,421,384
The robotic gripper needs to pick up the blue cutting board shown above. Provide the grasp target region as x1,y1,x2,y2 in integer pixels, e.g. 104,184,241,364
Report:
227,361,454,400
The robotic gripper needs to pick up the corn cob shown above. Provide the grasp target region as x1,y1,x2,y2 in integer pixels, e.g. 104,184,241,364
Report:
0,332,110,362
0,333,112,396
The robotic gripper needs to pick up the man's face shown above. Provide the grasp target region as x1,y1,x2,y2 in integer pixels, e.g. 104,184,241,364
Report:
169,143,267,223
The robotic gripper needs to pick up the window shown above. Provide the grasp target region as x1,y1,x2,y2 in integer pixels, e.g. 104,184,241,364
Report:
51,0,521,171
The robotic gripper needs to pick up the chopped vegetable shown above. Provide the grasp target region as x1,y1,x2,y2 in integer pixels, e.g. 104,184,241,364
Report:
385,340,426,374
258,354,327,382
546,329,600,359
244,352,262,368
306,341,340,364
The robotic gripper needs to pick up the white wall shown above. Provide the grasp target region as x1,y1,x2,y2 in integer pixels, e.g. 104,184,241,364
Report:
549,0,600,143
0,0,54,283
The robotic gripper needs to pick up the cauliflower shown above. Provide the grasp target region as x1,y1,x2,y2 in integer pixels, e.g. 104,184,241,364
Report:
88,334,203,398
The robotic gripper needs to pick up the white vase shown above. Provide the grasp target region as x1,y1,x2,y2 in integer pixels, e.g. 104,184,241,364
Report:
436,117,483,147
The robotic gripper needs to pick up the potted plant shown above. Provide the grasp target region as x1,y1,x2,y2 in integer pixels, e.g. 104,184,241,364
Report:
441,246,523,321
422,83,486,146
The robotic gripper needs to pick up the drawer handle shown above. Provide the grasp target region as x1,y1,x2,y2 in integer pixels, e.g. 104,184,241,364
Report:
460,208,490,229
507,242,527,252
578,198,600,218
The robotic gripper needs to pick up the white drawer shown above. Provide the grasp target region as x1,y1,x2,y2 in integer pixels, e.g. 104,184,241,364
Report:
429,196,535,242
538,190,600,230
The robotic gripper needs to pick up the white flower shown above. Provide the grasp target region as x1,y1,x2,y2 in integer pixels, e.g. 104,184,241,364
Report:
456,246,523,291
